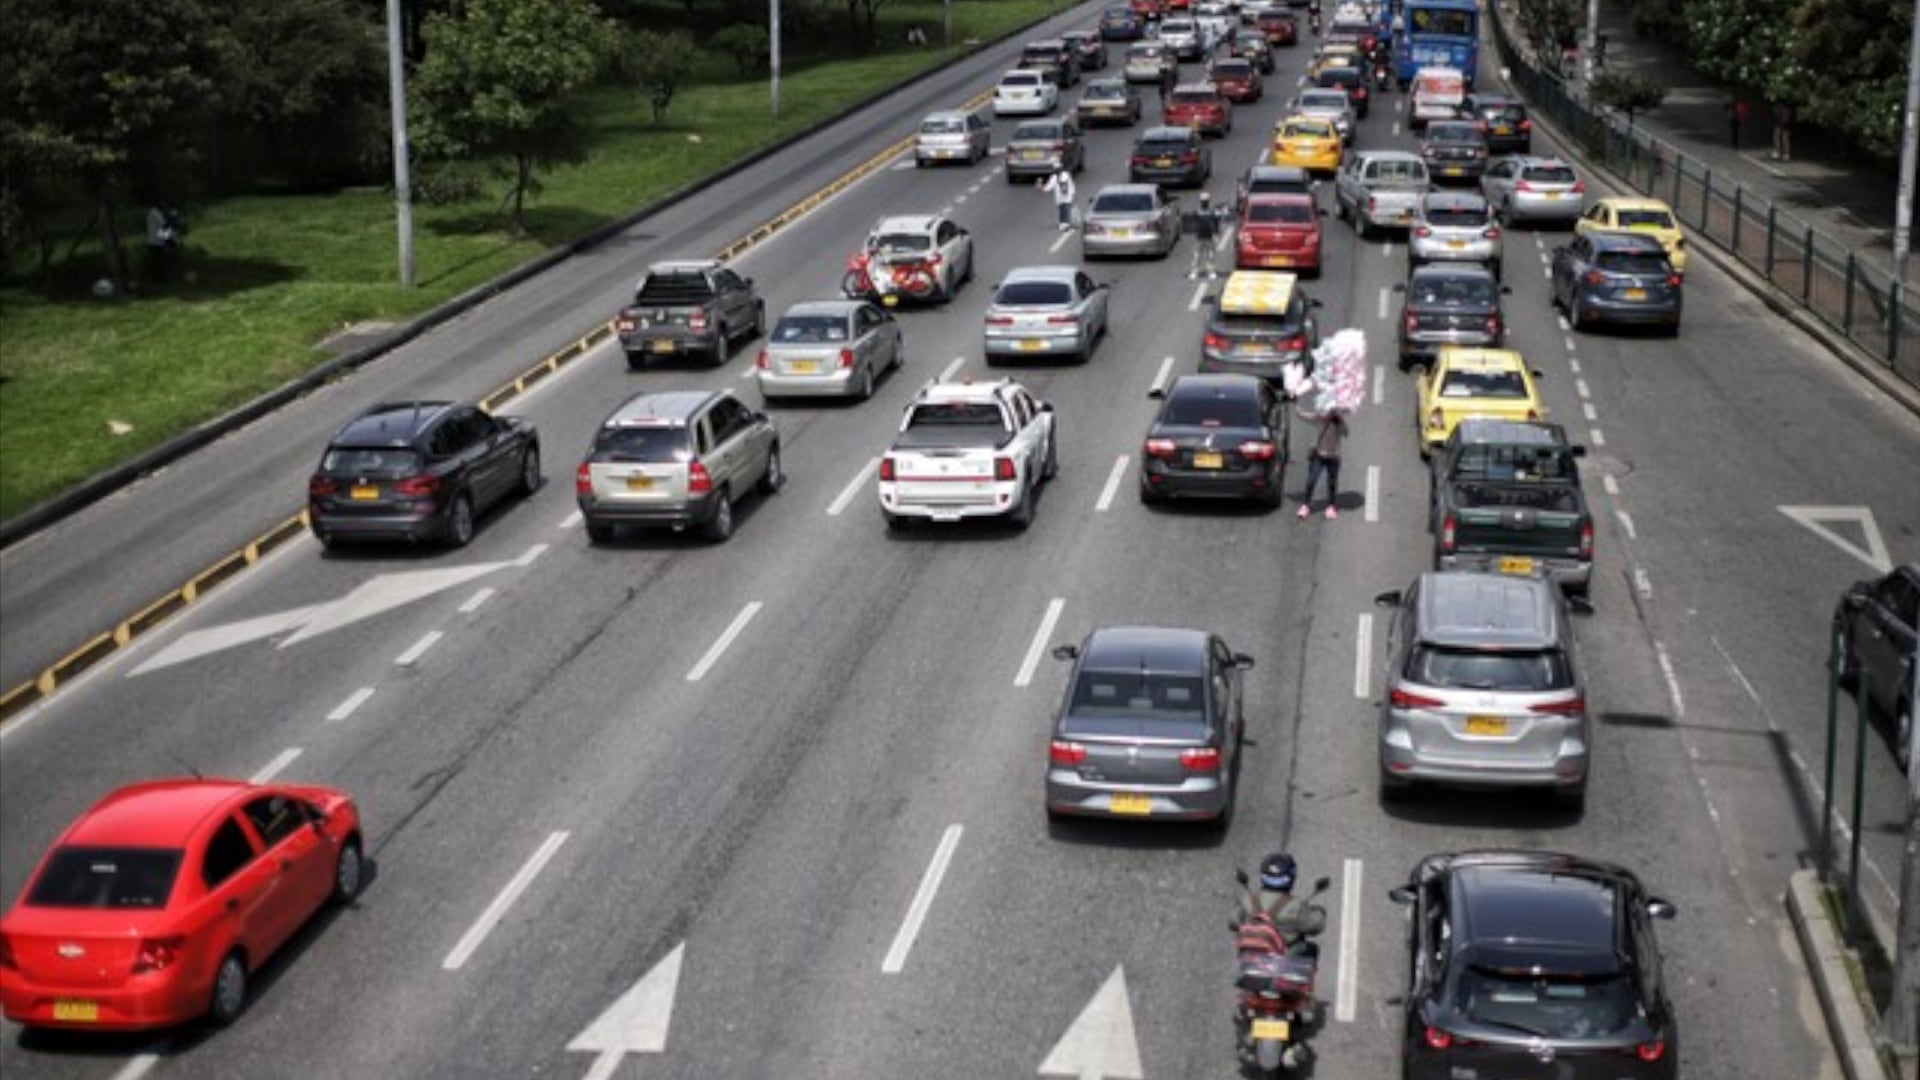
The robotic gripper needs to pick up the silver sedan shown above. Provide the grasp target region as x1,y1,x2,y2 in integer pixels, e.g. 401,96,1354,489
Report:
756,299,902,401
983,266,1110,364
1480,155,1586,227
1081,183,1181,259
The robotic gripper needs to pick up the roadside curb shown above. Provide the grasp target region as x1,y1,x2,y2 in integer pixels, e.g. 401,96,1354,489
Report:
0,4,1080,551
1787,870,1896,1080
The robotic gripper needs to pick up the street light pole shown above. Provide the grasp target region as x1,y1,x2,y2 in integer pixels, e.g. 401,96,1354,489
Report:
944,0,952,50
770,0,782,117
385,0,414,288
1893,0,1919,279
1583,0,1599,87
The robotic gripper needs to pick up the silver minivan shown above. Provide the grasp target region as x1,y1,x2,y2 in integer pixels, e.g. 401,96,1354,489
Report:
577,390,781,544
915,110,991,166
1374,572,1590,808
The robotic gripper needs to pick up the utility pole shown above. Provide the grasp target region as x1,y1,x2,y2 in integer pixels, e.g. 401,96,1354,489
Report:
944,0,952,50
1880,655,1920,1052
1582,0,1600,87
385,0,415,288
770,0,782,117
1893,0,1919,280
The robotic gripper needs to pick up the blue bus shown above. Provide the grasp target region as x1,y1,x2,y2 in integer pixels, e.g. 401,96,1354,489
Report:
1393,0,1479,87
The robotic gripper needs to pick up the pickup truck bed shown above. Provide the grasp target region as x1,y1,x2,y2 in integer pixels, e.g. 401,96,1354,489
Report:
1429,422,1593,595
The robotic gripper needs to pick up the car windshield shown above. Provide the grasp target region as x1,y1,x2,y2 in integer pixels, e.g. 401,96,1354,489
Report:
1013,123,1064,140
322,446,422,476
997,281,1074,305
1595,252,1670,274
28,846,183,910
1616,209,1676,229
1247,202,1314,224
1161,391,1264,428
1523,165,1578,184
1370,159,1427,183
1093,192,1155,213
1170,90,1220,105
1411,276,1497,305
921,118,965,133
1407,646,1573,691
1426,205,1490,227
872,233,932,254
772,315,850,343
1069,672,1207,719
593,425,689,462
1457,968,1636,1039
897,404,1011,448
1440,368,1528,398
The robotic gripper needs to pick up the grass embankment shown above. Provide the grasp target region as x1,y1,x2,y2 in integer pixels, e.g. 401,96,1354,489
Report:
0,0,1063,521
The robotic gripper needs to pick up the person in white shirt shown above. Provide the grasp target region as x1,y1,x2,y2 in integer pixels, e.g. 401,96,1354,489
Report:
1040,168,1076,231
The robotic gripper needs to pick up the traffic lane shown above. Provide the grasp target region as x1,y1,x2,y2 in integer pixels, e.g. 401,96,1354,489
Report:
0,0,1119,690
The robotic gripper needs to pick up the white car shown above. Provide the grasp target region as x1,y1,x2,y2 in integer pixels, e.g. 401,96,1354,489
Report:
877,379,1058,530
995,70,1059,116
1292,87,1357,144
1157,17,1208,61
861,213,976,301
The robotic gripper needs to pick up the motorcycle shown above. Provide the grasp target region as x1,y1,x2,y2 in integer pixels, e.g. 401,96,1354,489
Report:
841,250,940,306
1231,869,1331,1076
1372,59,1391,92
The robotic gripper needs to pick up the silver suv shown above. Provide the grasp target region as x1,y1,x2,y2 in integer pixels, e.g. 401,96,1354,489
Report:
577,390,781,544
1374,572,1590,808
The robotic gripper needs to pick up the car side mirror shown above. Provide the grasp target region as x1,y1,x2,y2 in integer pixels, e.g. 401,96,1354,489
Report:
1051,643,1080,661
1235,868,1251,886
1501,285,1514,295
1148,387,1168,400
1391,282,1407,292
753,410,770,423
1373,589,1403,607
1234,652,1256,669
1570,445,1588,457
1530,369,1545,379
1388,885,1416,904
1567,594,1596,615
1039,401,1055,412
1647,898,1677,920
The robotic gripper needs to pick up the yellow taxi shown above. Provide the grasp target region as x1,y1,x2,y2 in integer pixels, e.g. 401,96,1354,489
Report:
1413,347,1546,454
1576,197,1688,274
1269,115,1342,174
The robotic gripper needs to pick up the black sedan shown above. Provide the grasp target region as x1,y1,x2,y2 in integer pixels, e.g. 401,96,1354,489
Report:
1550,231,1683,334
1139,374,1288,507
1395,264,1509,370
1315,66,1370,118
1391,851,1680,1080
1128,126,1211,188
1835,561,1919,769
308,401,540,550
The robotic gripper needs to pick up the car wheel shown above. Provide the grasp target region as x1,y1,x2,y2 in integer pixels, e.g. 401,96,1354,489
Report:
1043,433,1060,480
443,493,475,549
883,509,912,532
585,520,615,545
330,837,364,906
518,445,541,497
1356,216,1372,240
855,364,876,400
625,352,645,372
1498,199,1513,228
1138,481,1164,505
314,529,337,553
1008,481,1036,531
1553,781,1587,813
1378,766,1413,803
1490,259,1502,283
206,951,249,1027
702,490,734,543
1568,295,1588,332
1206,784,1236,832
752,302,766,340
758,444,784,494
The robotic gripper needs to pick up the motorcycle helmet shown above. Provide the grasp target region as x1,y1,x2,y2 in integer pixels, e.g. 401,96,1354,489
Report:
1258,852,1298,892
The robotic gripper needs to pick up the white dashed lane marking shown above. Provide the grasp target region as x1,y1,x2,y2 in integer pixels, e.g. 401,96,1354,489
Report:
828,458,881,517
1096,454,1131,512
396,631,443,667
1364,465,1380,523
326,687,375,723
1353,613,1373,699
1149,356,1175,394
250,747,302,783
1015,598,1067,688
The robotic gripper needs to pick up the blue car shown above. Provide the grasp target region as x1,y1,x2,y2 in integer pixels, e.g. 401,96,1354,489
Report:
1100,5,1145,39
1550,231,1682,335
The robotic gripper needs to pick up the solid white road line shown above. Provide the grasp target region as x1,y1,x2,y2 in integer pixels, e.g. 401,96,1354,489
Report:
1364,465,1380,523
1049,230,1071,253
560,510,583,530
940,355,966,381
1589,427,1606,447
881,824,964,974
829,458,881,517
1602,474,1620,496
1582,403,1598,421
1373,364,1386,405
250,747,302,784
1654,642,1687,718
1096,455,1130,512
1015,598,1066,688
396,631,444,667
1353,613,1373,699
443,830,570,971
1575,378,1591,399
459,587,497,614
514,542,549,567
1376,286,1389,321
1335,857,1363,1022
1149,355,1176,394
686,602,763,682
108,1054,162,1080
1187,282,1208,311
326,687,375,723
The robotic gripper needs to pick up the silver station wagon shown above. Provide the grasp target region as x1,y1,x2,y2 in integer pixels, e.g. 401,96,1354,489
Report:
576,390,781,544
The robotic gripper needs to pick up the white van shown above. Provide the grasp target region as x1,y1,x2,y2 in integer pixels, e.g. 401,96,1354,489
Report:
1409,66,1466,131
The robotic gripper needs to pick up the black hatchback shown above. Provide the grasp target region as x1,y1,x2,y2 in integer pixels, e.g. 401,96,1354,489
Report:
1464,93,1532,154
308,401,541,549
1395,264,1509,370
1139,374,1288,506
1391,851,1679,1080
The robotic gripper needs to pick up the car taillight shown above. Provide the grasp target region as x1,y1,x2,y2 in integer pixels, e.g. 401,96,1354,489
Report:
615,317,636,333
986,315,1015,325
1524,408,1540,421
575,463,592,496
1583,270,1607,287
991,456,1019,482
1281,334,1306,352
688,312,708,331
1414,226,1433,238
1144,438,1178,458
1485,315,1501,336
1666,274,1683,287
1050,739,1087,765
878,457,896,482
132,936,186,975
1204,332,1230,350
1182,151,1200,163
1571,179,1587,194
1392,688,1447,710
838,348,855,369
1048,314,1078,325
688,459,712,494
1634,1039,1668,1063
927,252,943,266
1367,195,1379,215
1422,1025,1453,1050
393,474,438,498
1404,311,1419,334
1518,119,1532,131
308,476,337,498
1180,746,1222,771
1238,441,1277,460
1579,519,1594,558
756,348,770,370
1514,180,1535,192
1530,696,1587,715
1484,226,1501,240
1131,155,1151,166
1439,514,1457,552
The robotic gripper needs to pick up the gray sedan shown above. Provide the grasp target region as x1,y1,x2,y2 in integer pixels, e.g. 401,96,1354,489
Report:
756,300,902,401
1005,118,1086,183
1480,155,1585,227
982,266,1110,364
1081,183,1180,259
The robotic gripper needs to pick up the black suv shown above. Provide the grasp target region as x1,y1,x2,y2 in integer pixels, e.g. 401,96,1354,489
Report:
1835,562,1919,768
1464,93,1532,154
1391,851,1679,1080
1395,264,1509,370
308,401,541,550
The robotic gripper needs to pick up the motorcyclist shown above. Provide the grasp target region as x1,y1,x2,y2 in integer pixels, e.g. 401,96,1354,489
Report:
1233,852,1327,952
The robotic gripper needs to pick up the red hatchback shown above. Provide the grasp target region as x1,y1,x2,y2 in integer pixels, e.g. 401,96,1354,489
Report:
1236,194,1323,276
0,779,363,1031
1163,84,1232,137
1257,9,1298,45
1208,59,1264,103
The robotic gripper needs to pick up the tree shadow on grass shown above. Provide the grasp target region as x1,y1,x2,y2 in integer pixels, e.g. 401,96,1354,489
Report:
5,252,302,306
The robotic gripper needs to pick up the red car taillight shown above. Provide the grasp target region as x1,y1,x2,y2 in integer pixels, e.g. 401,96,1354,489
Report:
1238,440,1277,460
1414,226,1433,238
1439,514,1457,552
1634,1039,1668,1063
393,474,439,498
1485,315,1501,337
1180,746,1222,771
1050,739,1087,765
1666,274,1683,287
615,317,636,333
1144,438,1178,458
1571,179,1588,194
1530,696,1587,715
687,459,713,494
838,348,856,369
1047,314,1078,325
688,312,709,331
756,348,770,370
994,456,1017,481
1518,119,1533,131
1204,332,1230,350
986,315,1015,326
1404,311,1420,334
1579,519,1594,558
1484,226,1501,240
878,457,896,482
1182,151,1201,163
1391,688,1447,710
1514,180,1535,192
1131,155,1151,166
132,936,186,975
1583,270,1608,287
575,463,592,496
1281,334,1306,352
308,476,337,498
1422,1025,1453,1050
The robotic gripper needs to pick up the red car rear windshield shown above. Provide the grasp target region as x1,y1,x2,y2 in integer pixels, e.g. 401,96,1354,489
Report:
29,846,183,910
1170,90,1222,105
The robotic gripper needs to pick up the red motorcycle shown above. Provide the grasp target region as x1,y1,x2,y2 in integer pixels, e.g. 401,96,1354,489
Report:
1233,870,1331,1075
841,250,941,305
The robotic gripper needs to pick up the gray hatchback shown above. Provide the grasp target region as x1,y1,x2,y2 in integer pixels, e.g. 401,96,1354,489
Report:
1045,626,1251,826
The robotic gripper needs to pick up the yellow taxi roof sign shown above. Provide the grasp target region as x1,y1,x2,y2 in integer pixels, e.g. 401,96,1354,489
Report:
1220,271,1298,316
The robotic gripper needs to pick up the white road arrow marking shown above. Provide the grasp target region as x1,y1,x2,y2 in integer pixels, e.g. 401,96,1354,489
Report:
567,943,685,1080
131,561,510,675
1779,505,1893,574
1038,965,1144,1080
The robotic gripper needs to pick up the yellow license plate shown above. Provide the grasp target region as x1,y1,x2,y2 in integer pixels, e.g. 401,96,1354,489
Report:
1155,157,1174,166
1111,227,1132,237
1493,125,1512,134
1623,288,1648,300
1447,240,1467,248
349,485,379,501
1444,166,1464,175
1498,555,1534,575
1193,451,1225,469
881,295,899,307
788,360,821,374
1251,1018,1290,1040
1021,150,1045,160
625,474,653,490
1016,339,1046,351
53,1000,98,1023
1465,715,1509,736
1543,191,1563,198
1110,792,1153,815
649,340,676,353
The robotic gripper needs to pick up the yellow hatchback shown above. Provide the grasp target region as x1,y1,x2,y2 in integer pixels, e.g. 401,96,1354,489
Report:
1269,116,1342,174
1576,197,1687,274
1413,347,1546,454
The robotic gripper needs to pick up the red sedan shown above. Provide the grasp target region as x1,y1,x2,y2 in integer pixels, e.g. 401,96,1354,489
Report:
1163,84,1233,138
0,779,363,1031
1257,9,1298,45
1236,194,1323,276
1208,58,1264,103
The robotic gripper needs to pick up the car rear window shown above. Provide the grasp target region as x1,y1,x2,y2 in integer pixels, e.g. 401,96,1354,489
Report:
1425,204,1491,227
1283,121,1332,138
634,272,712,305
1595,252,1671,274
1615,209,1675,229
1406,646,1573,691
1427,123,1482,141
897,403,1011,448
997,281,1073,305
1170,90,1221,104
1410,276,1498,306
1300,91,1347,109
322,447,423,476
1453,444,1577,481
1440,369,1528,398
1139,138,1191,155
772,315,850,343
1003,72,1043,86
1477,103,1526,122
1162,390,1264,427
1369,159,1426,183
872,232,932,254
1522,165,1578,184
1458,969,1635,1039
921,118,965,134
1130,44,1166,58
1213,62,1253,76
1023,46,1059,60
593,425,689,462
1069,672,1207,719
1247,202,1314,224
1093,192,1155,213
1013,123,1064,140
1085,83,1125,99
28,847,182,909
1319,68,1362,87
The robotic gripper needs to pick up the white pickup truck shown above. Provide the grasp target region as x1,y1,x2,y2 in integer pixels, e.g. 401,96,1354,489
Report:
877,379,1058,530
1334,150,1431,239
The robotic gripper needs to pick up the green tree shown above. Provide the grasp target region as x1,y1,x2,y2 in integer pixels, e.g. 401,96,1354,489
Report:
710,23,771,76
620,29,697,124
1787,0,1908,157
1588,70,1668,131
0,0,223,287
410,0,614,234
217,0,387,190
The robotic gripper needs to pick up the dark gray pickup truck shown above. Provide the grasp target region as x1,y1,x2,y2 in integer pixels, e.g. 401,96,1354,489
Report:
615,260,764,369
1428,417,1593,596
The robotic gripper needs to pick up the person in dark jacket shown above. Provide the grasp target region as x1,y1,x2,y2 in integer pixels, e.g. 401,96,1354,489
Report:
1298,409,1347,519
1233,852,1327,944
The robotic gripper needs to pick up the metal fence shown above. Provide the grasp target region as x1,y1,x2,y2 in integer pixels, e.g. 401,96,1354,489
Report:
1487,9,1920,391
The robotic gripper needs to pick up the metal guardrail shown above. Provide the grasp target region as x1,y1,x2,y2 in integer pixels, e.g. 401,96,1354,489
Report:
1488,9,1920,391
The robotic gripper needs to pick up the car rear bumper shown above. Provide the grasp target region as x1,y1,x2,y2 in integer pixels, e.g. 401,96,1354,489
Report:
310,506,443,543
1200,351,1309,379
1078,106,1137,124
1007,154,1070,177
1409,238,1498,264
1235,247,1319,270
1380,724,1589,790
994,98,1053,115
1426,160,1487,181
1574,293,1683,325
880,482,1024,521
916,144,979,163
578,494,720,529
1131,164,1207,186
984,329,1087,357
1486,134,1531,154
1,970,203,1032
1045,772,1230,820
1399,330,1499,362
621,330,722,357
1083,230,1171,256
1506,193,1583,222
1438,551,1592,589
756,369,862,397
1141,462,1283,499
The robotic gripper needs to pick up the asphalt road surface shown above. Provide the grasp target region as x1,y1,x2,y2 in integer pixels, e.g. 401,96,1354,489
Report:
4,4,1916,1078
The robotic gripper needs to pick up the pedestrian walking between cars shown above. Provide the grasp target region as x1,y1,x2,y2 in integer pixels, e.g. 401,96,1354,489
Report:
1185,191,1226,280
1041,168,1077,231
